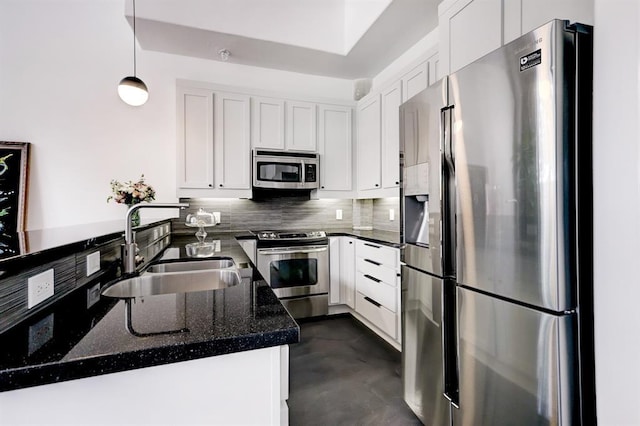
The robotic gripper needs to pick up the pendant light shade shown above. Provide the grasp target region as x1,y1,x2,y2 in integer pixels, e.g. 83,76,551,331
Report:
118,76,148,106
119,0,148,106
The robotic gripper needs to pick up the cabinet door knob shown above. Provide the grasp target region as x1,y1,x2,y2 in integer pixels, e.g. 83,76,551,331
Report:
208,184,213,187
375,184,379,187
349,241,353,244
219,184,223,187
321,186,325,189
395,181,399,185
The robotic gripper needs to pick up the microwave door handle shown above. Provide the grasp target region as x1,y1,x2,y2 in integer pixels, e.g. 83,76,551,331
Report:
258,247,328,256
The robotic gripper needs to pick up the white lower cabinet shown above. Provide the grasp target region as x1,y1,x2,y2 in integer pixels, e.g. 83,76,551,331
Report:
0,345,289,425
355,291,397,339
340,237,356,309
328,237,356,308
354,240,400,345
328,238,400,345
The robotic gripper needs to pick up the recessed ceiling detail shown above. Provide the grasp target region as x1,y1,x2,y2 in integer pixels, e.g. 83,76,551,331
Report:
127,0,439,79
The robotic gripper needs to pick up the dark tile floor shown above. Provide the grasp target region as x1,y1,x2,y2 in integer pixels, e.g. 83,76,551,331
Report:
288,315,422,426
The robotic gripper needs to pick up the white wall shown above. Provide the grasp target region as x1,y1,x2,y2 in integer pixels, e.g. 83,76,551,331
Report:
0,0,353,230
593,1,640,424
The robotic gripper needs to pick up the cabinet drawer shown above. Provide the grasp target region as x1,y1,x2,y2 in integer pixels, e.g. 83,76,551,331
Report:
356,272,397,312
355,291,397,339
356,257,398,287
356,241,398,268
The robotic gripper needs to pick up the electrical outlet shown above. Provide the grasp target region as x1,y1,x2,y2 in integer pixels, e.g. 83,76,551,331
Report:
86,251,100,277
28,314,54,355
336,209,343,220
389,209,395,221
212,212,221,224
86,282,101,309
28,269,54,309
213,240,221,252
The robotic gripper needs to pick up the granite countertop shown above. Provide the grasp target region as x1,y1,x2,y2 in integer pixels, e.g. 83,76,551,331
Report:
0,233,299,393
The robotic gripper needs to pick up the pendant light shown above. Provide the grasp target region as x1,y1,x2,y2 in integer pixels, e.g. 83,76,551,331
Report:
118,0,148,106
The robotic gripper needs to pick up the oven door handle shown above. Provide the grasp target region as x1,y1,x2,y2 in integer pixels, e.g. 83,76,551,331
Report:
257,247,328,256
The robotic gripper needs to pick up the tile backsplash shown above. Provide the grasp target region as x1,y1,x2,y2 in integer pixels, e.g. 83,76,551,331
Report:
174,196,400,234
174,197,354,234
373,197,400,233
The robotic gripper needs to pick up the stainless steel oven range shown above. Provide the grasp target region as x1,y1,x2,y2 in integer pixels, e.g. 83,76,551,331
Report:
255,230,328,319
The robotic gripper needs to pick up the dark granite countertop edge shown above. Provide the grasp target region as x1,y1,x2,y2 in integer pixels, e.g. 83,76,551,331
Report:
0,326,299,393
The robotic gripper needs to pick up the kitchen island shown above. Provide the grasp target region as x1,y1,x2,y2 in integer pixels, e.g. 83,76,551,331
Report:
0,229,298,425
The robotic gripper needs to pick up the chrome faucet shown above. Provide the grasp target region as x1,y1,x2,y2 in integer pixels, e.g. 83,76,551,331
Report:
122,202,189,274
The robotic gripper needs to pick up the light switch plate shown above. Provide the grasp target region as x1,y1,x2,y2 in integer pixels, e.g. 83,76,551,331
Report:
212,212,221,224
213,240,221,252
28,269,55,309
389,209,395,221
86,251,100,277
336,209,343,220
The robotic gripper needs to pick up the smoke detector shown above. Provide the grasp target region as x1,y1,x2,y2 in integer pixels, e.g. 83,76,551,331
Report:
218,49,230,61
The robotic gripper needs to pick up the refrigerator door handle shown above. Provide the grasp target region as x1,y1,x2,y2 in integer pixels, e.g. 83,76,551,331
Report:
441,278,459,408
441,106,456,278
442,106,454,167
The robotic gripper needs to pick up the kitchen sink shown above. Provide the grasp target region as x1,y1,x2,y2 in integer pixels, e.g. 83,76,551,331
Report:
102,269,241,299
145,258,235,273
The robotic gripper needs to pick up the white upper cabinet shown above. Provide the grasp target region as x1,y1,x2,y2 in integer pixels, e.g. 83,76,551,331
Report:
381,81,402,189
515,0,593,42
401,61,429,102
214,92,251,190
357,94,382,192
286,101,317,152
251,98,317,152
318,104,352,192
439,0,593,74
251,97,285,150
176,81,354,198
177,87,214,189
439,0,503,75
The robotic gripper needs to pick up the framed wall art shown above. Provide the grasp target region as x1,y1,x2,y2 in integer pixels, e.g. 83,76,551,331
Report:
0,142,29,258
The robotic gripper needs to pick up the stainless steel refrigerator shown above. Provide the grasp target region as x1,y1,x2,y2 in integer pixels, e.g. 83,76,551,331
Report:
401,20,595,426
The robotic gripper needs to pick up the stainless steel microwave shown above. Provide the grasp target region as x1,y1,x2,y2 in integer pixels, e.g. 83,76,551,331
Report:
252,150,319,190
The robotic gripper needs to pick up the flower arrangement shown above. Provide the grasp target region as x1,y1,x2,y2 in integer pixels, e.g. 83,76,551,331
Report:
107,174,156,205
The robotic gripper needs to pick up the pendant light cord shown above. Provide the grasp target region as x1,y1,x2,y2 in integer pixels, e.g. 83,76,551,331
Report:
133,0,137,77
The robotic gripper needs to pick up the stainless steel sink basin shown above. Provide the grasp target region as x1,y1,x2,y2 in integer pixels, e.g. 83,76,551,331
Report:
145,258,235,273
102,269,241,299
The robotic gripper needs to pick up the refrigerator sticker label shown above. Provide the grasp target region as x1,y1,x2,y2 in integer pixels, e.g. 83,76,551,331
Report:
520,49,542,71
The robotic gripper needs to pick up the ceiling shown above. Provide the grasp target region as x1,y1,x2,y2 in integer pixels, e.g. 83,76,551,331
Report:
128,0,440,79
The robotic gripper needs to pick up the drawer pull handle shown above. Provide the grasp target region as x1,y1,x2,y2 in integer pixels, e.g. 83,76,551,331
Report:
364,259,381,266
364,243,381,249
364,274,381,283
364,296,381,308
